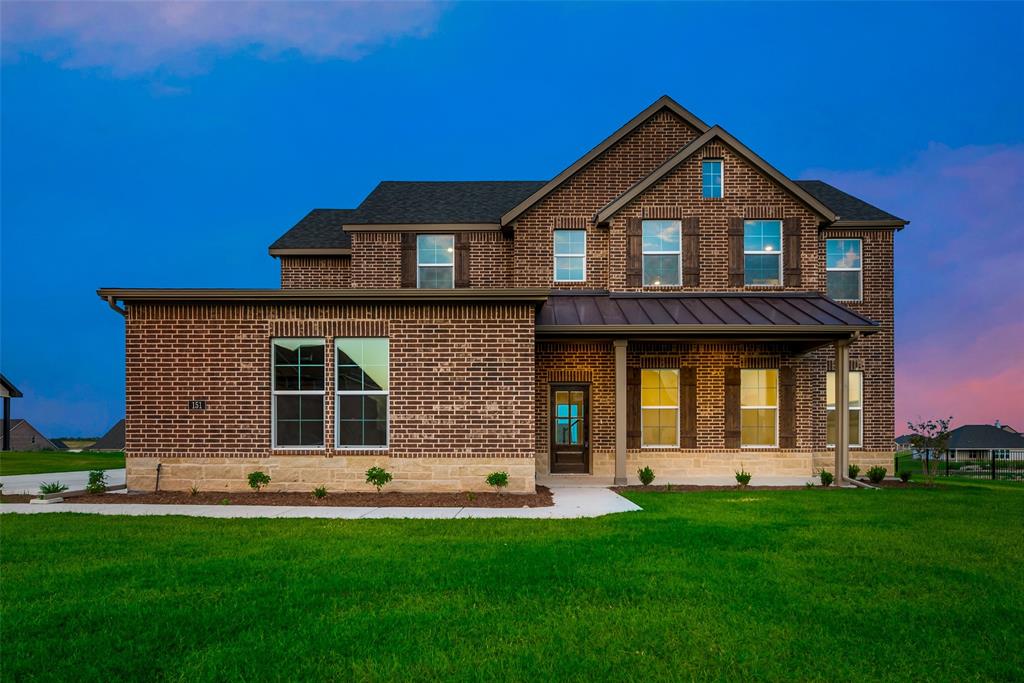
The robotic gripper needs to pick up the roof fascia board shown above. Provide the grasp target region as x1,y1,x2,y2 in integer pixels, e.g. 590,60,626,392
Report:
500,96,710,227
596,126,839,223
341,223,500,233
829,220,909,229
535,324,878,335
268,248,352,257
97,288,550,304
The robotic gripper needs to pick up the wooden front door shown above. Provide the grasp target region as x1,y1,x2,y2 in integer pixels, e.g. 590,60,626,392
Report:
550,384,589,473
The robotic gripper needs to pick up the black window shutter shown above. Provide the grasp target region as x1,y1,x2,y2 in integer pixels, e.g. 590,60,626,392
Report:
626,218,643,287
455,233,470,288
683,217,700,287
783,218,801,287
728,218,744,288
401,233,417,288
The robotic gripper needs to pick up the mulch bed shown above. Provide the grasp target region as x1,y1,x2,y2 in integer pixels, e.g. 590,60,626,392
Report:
47,486,553,508
0,494,34,504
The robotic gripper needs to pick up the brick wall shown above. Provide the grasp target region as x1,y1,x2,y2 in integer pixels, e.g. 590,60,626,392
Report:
280,256,351,289
124,301,536,489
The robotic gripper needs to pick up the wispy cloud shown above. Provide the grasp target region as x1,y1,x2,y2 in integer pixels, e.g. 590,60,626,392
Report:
805,143,1024,430
1,0,445,76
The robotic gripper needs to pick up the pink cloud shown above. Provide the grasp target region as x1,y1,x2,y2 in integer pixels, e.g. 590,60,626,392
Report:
1,1,445,76
804,143,1024,432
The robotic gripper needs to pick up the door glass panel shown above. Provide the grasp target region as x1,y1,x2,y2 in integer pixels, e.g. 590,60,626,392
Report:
554,389,585,446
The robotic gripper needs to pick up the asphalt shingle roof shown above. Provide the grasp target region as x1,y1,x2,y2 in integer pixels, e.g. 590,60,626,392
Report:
947,424,1024,450
795,180,906,223
346,181,546,225
269,209,355,251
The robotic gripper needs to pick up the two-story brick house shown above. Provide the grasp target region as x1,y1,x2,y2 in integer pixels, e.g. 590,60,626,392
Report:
100,96,906,493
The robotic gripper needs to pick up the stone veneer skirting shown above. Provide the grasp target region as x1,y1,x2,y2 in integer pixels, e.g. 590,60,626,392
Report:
548,449,895,479
127,456,536,494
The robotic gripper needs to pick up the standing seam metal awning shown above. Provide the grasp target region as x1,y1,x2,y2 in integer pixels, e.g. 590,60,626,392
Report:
536,292,879,336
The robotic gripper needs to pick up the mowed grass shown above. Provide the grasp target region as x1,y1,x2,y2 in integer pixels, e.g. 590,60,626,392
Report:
0,450,124,476
2,482,1022,681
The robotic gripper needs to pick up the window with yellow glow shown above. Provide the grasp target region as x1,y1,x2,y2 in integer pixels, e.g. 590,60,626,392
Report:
741,369,777,447
826,371,863,448
641,369,678,447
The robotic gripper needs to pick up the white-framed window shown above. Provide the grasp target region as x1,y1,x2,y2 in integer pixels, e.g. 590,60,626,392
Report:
272,338,325,448
553,229,586,282
641,369,679,447
743,220,782,286
827,371,863,448
741,369,778,447
702,159,723,198
417,234,454,288
826,239,862,301
336,338,390,449
642,219,681,286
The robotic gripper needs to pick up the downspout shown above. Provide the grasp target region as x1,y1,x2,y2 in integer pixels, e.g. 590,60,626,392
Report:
155,462,162,492
106,296,126,316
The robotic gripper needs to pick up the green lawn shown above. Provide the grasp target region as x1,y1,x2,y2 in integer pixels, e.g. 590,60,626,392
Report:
0,450,124,476
2,481,1022,681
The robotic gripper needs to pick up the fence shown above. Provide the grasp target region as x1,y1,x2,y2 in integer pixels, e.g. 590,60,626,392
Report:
895,450,1024,481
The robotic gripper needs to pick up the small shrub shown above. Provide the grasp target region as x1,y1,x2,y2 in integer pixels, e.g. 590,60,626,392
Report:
899,470,912,483
805,481,816,488
220,498,231,505
848,464,861,480
465,491,476,503
190,485,199,496
735,468,752,487
637,466,656,486
247,470,271,492
86,470,107,494
365,466,393,493
818,469,835,487
867,466,887,484
665,482,672,492
38,481,68,495
486,471,509,493
312,485,328,499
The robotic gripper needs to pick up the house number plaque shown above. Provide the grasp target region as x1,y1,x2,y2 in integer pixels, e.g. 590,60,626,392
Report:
188,400,207,411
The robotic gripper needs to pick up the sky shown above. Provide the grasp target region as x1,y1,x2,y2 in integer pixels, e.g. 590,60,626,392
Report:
1,1,1022,437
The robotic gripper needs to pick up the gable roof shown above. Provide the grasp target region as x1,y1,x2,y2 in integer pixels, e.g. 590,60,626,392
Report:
500,95,710,227
947,424,1024,450
344,181,546,228
88,419,125,451
8,418,59,450
596,126,839,223
795,180,907,226
0,373,22,398
269,209,355,256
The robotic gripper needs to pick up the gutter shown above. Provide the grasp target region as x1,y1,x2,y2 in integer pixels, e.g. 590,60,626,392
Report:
97,288,551,306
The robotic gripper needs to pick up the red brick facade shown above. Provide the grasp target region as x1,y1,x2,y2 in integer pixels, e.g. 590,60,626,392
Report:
123,101,899,490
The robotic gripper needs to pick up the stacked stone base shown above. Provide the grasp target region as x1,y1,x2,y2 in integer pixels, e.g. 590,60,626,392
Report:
126,455,536,494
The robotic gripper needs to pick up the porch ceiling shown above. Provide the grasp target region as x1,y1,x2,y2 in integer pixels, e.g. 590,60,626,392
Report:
535,291,878,339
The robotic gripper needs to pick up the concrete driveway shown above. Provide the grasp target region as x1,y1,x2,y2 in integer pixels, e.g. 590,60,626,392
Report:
1,468,127,495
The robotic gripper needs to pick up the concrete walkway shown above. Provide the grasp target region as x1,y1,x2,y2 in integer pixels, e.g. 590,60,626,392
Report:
1,468,127,495
0,485,642,520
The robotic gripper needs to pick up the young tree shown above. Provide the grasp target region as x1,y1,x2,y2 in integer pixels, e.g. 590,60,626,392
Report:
906,416,953,480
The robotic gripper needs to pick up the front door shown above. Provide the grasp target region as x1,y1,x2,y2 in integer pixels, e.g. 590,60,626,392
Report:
550,384,589,473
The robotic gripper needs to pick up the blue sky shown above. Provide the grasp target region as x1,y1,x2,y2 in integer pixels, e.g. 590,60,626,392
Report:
2,1,1022,436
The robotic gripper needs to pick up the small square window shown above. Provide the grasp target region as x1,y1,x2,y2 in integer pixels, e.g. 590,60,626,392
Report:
702,160,722,198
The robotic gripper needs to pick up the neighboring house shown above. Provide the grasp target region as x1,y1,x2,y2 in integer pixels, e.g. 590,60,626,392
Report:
88,419,125,451
49,438,70,450
946,424,1024,461
894,434,913,450
1,373,23,451
7,419,60,451
98,96,906,492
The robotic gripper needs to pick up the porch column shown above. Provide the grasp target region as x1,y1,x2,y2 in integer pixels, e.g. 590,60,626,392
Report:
614,339,628,485
834,338,851,485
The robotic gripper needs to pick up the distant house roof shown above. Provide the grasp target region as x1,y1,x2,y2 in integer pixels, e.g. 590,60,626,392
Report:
794,180,907,226
88,419,125,451
269,209,355,255
344,181,546,227
947,424,1024,450
8,419,59,451
49,438,69,450
0,373,23,398
894,434,914,446
536,291,878,337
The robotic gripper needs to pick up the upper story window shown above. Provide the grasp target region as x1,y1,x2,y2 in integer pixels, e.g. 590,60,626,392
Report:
743,220,782,286
553,230,586,282
827,370,863,448
336,338,390,449
741,369,777,447
826,239,862,301
642,219,681,286
417,234,454,288
272,338,325,448
702,159,723,198
641,369,679,447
